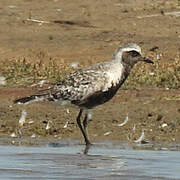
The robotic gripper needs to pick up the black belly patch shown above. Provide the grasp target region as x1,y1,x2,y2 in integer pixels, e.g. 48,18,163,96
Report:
72,85,120,109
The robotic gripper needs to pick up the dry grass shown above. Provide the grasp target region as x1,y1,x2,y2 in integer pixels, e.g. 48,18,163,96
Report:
0,53,72,86
124,52,180,89
0,52,180,89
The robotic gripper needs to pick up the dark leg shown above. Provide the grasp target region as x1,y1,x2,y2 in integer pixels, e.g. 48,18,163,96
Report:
83,110,92,139
76,109,91,146
83,114,88,131
83,143,91,155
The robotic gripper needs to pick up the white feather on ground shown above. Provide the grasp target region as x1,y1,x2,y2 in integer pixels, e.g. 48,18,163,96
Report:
117,115,129,127
134,130,145,143
46,121,51,130
10,132,17,138
19,110,27,126
0,76,6,85
31,133,36,138
104,131,112,136
63,121,69,128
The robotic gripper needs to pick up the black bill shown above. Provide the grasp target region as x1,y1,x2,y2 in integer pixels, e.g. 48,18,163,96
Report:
143,57,154,64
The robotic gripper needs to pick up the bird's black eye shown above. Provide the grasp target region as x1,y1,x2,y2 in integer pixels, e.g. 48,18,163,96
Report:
129,50,140,57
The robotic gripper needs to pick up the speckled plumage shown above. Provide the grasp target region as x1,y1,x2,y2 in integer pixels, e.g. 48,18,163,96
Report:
14,43,153,146
49,61,124,108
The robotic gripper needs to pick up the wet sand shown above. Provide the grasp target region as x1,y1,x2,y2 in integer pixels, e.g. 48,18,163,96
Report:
0,0,180,143
0,87,180,144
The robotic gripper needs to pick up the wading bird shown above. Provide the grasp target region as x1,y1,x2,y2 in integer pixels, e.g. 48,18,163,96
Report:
14,43,153,146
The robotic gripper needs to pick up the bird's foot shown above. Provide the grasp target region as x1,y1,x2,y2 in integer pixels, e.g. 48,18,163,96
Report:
84,142,92,154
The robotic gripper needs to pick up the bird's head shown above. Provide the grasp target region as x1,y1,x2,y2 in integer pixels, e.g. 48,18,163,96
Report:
113,43,153,67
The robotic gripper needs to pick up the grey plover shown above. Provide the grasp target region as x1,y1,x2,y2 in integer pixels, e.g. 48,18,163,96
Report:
14,43,153,146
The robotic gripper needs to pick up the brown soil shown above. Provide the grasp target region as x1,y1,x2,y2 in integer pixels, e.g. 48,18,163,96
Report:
0,0,180,144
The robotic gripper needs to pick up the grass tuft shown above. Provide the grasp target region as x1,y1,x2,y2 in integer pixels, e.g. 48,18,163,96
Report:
124,53,180,89
0,56,71,86
0,52,180,89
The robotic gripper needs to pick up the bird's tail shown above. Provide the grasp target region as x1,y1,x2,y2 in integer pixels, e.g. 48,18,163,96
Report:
14,94,53,105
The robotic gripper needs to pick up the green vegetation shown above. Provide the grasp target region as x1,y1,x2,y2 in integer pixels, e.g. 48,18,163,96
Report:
0,53,180,89
0,57,71,86
124,54,180,89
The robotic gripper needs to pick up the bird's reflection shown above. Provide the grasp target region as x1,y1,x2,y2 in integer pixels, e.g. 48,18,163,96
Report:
83,144,92,154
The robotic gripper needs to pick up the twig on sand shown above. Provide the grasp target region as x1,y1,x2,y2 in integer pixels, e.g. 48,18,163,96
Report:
24,18,97,28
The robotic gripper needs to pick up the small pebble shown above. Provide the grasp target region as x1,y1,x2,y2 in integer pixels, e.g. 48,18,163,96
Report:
156,114,163,121
161,123,168,128
71,62,79,69
0,76,6,85
28,120,34,124
147,113,153,118
31,133,36,138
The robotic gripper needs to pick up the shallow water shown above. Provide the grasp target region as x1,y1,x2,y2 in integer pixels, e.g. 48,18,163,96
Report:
0,140,180,180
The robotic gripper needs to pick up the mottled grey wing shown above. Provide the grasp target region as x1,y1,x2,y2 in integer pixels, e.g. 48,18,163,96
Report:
49,68,108,102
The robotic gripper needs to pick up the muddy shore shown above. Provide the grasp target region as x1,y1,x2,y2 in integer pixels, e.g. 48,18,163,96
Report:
0,87,180,144
0,0,180,144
